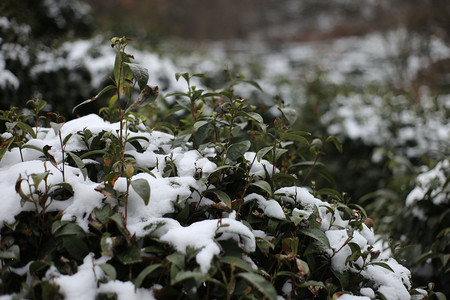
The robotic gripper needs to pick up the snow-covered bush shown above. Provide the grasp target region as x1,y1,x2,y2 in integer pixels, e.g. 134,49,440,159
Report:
0,38,431,300
0,0,94,114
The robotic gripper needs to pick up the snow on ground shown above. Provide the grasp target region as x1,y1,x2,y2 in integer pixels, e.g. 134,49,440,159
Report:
0,115,413,299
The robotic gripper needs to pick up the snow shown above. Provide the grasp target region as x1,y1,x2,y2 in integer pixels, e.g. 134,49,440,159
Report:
0,113,417,298
44,254,156,300
406,159,449,206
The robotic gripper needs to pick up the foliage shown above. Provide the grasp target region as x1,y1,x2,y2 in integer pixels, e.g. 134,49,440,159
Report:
0,38,438,300
0,0,95,116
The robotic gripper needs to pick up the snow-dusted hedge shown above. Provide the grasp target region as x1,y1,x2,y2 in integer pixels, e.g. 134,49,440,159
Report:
0,39,432,300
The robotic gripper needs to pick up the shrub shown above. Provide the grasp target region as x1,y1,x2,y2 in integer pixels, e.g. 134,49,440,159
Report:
0,37,438,300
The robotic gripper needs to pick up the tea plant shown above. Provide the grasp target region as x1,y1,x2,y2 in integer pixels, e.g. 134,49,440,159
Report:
0,37,438,300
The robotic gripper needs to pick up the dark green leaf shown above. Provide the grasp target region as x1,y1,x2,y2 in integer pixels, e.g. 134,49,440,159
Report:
369,261,394,272
67,151,87,180
220,256,255,273
54,223,85,237
237,272,277,300
62,236,89,261
17,121,36,139
124,62,149,90
193,120,208,132
283,133,309,145
117,245,142,265
94,205,112,224
30,261,51,275
299,228,330,249
109,213,130,241
250,180,272,195
327,135,343,153
72,85,116,113
316,188,343,201
134,264,162,290
256,146,273,162
227,141,251,162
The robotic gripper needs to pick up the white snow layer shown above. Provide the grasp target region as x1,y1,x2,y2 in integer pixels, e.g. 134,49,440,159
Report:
0,115,413,299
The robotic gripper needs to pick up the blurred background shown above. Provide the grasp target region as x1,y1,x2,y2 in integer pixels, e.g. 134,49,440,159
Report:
1,0,449,294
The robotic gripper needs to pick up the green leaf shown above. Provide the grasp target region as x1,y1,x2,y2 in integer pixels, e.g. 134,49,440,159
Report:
79,149,108,159
94,205,112,224
227,141,251,162
235,79,263,92
206,189,232,209
175,72,190,83
124,62,149,90
31,171,50,188
327,135,343,153
250,180,272,195
280,107,298,125
315,188,343,201
167,252,185,269
0,137,15,161
238,111,264,124
220,256,255,273
297,280,326,289
62,236,89,261
432,292,447,300
62,133,73,146
283,133,309,145
67,151,87,180
22,144,44,154
274,148,288,161
53,223,85,237
237,272,277,300
193,120,209,132
101,233,113,257
117,245,142,265
134,264,162,290
109,213,130,241
114,51,133,95
369,261,394,272
30,261,51,275
99,263,117,280
299,228,330,249
331,268,349,289
17,121,36,139
50,122,64,135
0,245,20,260
131,178,151,205
256,146,273,162
72,85,116,113
292,210,309,226
171,270,209,286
